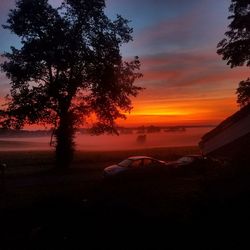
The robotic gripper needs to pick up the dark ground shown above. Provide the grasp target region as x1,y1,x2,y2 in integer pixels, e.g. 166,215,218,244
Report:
1,148,250,249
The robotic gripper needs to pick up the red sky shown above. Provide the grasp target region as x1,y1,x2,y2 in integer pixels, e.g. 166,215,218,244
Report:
120,50,249,126
0,0,248,127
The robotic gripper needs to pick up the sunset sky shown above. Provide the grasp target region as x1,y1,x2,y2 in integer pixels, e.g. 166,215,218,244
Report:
0,0,249,127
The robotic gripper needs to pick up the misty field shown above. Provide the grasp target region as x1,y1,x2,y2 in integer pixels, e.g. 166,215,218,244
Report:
0,127,211,152
1,145,250,249
0,144,200,175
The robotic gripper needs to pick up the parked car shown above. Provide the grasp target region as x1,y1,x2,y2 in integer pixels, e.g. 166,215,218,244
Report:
171,155,206,166
165,154,212,174
103,156,167,177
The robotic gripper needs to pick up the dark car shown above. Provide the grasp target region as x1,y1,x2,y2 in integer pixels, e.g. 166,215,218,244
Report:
165,154,211,174
103,156,167,177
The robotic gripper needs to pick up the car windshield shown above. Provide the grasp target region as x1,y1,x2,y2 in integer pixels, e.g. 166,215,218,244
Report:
118,159,132,167
177,156,193,164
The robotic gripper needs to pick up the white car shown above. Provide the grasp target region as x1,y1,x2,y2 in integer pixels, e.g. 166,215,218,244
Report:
103,156,167,177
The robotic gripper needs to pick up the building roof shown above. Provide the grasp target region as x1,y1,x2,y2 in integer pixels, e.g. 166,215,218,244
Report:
201,104,250,143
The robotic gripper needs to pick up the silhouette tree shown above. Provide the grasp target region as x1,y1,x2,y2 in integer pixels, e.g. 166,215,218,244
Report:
236,79,250,107
0,0,143,168
217,0,250,107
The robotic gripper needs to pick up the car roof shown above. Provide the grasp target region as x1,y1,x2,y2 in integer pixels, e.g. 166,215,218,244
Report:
181,155,203,158
127,156,154,160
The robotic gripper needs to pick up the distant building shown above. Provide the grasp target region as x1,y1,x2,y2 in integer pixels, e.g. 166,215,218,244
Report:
199,104,250,160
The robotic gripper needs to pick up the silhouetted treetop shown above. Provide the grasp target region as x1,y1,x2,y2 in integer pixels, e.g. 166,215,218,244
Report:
217,0,250,107
217,0,250,67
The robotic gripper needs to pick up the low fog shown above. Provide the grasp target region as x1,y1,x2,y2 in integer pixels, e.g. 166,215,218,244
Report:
0,127,211,151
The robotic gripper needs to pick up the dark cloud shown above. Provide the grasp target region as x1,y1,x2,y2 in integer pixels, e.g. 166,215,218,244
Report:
138,50,249,102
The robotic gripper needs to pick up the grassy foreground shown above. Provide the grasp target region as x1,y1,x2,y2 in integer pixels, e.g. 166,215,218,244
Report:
1,146,250,249
0,145,200,175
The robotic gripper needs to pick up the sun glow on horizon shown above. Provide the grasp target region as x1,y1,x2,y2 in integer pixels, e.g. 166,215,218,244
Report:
128,111,192,117
117,95,240,127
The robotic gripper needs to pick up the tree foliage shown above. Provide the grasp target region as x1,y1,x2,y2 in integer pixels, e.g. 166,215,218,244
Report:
236,79,250,107
217,0,250,107
0,0,143,168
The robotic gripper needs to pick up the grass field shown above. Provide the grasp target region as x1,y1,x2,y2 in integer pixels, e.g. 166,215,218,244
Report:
1,145,250,249
0,145,199,173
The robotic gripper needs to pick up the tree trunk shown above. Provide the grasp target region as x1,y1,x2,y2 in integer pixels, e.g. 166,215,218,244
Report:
55,113,75,169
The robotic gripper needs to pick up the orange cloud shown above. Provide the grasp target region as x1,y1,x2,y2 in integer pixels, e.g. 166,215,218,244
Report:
120,50,249,126
121,96,237,126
